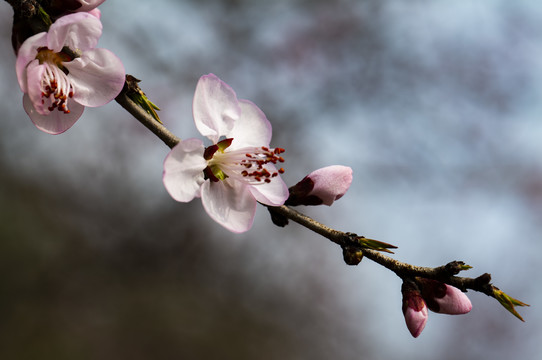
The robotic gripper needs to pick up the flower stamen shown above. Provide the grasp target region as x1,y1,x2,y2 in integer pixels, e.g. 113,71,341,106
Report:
204,140,286,185
36,47,75,114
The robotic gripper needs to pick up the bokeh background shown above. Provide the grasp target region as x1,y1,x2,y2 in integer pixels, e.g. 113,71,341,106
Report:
1,0,541,359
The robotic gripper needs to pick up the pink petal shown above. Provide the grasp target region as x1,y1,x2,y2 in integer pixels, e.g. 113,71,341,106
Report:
23,94,84,134
308,165,353,206
87,8,101,18
25,60,48,115
200,179,257,233
65,48,125,107
404,304,428,338
248,165,289,206
77,0,106,12
226,99,272,150
163,139,207,202
16,33,48,93
402,281,429,338
193,74,241,143
434,285,473,315
47,12,102,52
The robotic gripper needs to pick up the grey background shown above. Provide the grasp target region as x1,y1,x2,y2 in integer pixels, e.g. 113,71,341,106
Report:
1,0,540,359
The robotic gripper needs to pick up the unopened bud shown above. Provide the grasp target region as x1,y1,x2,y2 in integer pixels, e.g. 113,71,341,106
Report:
342,245,363,265
417,278,472,315
401,281,428,338
286,165,353,206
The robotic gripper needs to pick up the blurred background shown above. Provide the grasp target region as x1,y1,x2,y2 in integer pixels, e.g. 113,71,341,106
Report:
1,0,541,359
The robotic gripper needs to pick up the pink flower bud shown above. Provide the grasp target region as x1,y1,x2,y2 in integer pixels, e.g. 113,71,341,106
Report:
286,165,353,206
418,278,473,315
402,282,428,338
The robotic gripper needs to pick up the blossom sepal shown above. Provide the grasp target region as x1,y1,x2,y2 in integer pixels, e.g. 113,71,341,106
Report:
48,0,106,17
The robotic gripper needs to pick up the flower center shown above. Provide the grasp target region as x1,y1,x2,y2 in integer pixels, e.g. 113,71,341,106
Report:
35,47,74,114
203,138,285,184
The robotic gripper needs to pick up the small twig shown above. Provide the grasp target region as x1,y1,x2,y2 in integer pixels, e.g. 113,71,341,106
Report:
115,86,180,149
267,204,494,295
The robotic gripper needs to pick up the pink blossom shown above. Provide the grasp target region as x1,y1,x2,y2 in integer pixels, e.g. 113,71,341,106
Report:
287,165,353,206
163,74,289,233
15,12,125,134
419,279,473,315
402,282,428,338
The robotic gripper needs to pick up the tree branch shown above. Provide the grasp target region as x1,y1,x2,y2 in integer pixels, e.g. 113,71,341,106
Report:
115,85,180,149
113,80,503,301
267,205,493,294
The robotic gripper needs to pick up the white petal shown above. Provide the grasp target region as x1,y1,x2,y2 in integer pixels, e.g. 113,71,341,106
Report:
23,94,84,134
193,74,240,143
16,33,48,93
48,12,102,52
25,60,48,115
227,99,272,150
163,139,207,202
201,179,257,233
65,48,125,107
248,165,289,206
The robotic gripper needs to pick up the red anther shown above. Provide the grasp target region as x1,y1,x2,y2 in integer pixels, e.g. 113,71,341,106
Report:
264,179,271,183
245,154,252,158
203,144,219,160
241,170,248,176
278,168,285,174
216,137,234,151
278,157,285,162
261,146,269,152
203,166,219,182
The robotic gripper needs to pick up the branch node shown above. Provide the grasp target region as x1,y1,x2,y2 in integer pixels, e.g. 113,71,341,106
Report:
443,261,467,276
341,244,363,265
474,273,492,287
